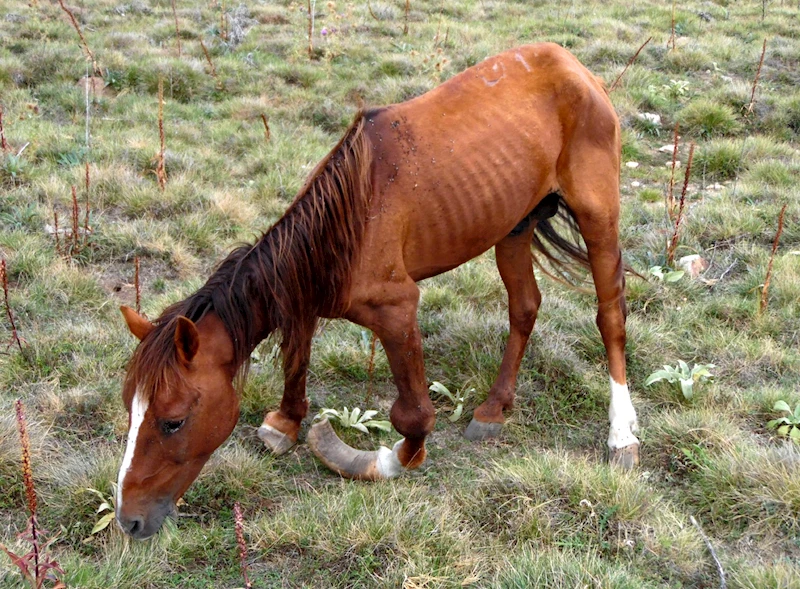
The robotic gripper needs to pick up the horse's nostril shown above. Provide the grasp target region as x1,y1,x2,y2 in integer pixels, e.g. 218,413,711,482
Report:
129,517,142,536
119,514,145,537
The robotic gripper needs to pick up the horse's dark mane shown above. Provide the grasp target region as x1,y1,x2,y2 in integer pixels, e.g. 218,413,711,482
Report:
127,112,373,400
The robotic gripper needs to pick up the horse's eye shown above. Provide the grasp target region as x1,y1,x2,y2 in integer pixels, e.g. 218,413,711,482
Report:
161,419,185,435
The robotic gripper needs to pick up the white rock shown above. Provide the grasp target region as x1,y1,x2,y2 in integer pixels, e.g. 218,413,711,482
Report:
666,161,681,168
708,183,724,190
678,254,709,279
625,161,640,168
658,144,677,153
631,181,641,187
637,112,662,125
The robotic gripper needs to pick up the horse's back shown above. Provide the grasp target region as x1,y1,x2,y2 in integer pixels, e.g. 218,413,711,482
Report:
356,43,619,283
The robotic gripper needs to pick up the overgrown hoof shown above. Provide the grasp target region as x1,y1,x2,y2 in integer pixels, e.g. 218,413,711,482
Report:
464,418,503,441
307,418,393,480
608,443,640,469
257,423,296,455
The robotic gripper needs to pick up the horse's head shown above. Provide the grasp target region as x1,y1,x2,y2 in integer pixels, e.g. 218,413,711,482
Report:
115,306,239,539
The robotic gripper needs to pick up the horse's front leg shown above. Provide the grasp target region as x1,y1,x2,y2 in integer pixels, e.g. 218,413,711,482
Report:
258,319,317,455
308,279,435,480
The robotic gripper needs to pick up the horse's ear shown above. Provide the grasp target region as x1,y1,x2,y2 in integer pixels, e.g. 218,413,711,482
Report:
120,305,154,341
174,316,200,365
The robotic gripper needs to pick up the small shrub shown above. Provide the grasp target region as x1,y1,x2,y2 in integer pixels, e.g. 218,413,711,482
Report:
649,266,684,282
429,381,472,422
1,152,28,187
645,361,715,400
315,407,391,434
84,485,117,539
767,401,800,442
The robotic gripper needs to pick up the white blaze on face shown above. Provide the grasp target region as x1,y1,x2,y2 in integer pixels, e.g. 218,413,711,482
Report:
607,377,640,450
117,389,149,513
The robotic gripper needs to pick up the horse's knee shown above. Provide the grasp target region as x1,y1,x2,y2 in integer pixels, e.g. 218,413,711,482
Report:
390,396,435,440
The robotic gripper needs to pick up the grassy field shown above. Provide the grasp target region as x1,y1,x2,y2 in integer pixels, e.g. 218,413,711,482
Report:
1,0,800,586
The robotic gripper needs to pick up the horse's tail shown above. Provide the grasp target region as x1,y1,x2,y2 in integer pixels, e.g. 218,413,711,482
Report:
528,193,592,287
528,192,641,286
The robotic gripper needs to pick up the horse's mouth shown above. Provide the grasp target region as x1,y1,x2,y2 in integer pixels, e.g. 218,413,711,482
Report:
118,499,176,540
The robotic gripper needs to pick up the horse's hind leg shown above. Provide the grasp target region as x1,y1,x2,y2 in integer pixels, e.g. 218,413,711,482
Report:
560,160,640,468
465,222,541,441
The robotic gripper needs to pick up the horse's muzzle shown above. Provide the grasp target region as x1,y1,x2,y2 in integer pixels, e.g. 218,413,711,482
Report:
117,499,175,540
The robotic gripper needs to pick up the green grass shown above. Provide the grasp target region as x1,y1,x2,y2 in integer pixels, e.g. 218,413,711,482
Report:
2,0,800,587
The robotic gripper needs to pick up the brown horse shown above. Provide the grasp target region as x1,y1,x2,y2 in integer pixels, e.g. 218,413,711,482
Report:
116,43,639,539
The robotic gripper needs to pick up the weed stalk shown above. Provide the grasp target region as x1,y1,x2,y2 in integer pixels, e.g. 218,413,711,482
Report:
220,0,228,41
172,0,182,57
403,0,410,35
690,516,726,589
667,122,680,218
156,78,167,191
53,210,61,256
668,1,676,51
134,256,141,315
0,104,8,152
199,40,221,89
57,0,100,75
260,113,270,142
760,203,787,313
0,400,65,588
746,38,767,116
667,142,695,266
71,186,80,254
1,259,23,351
307,0,314,58
367,0,379,20
84,163,91,246
609,37,651,92
233,502,252,589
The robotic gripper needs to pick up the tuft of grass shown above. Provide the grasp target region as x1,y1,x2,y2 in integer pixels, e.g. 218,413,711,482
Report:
679,98,743,138
694,138,744,180
496,547,662,588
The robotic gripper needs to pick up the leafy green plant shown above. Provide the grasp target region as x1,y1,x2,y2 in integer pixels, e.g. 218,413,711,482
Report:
1,151,27,186
645,361,715,400
315,407,391,434
84,485,117,540
649,266,684,282
429,381,473,422
767,401,800,443
651,79,690,101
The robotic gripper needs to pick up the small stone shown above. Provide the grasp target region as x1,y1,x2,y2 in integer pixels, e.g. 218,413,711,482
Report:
631,181,641,187
678,254,709,279
708,183,724,190
637,112,662,126
625,161,639,168
666,160,681,168
658,144,677,153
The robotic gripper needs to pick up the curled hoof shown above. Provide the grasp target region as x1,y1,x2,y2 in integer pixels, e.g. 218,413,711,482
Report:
307,418,402,481
608,443,640,469
464,418,503,441
257,423,297,455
